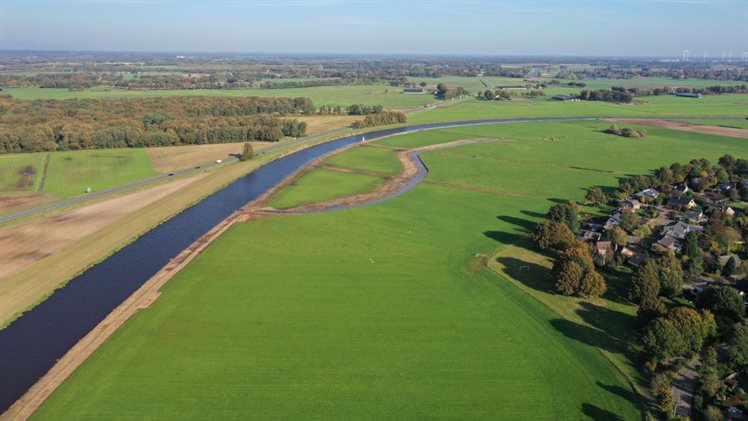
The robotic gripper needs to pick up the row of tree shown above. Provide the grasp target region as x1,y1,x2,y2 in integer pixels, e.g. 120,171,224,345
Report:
350,111,407,129
605,124,647,138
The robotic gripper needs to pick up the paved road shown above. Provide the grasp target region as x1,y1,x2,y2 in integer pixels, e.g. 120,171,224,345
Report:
672,358,700,419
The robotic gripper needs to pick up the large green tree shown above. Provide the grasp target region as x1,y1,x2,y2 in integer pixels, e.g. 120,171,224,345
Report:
629,259,660,303
532,220,574,252
547,201,579,231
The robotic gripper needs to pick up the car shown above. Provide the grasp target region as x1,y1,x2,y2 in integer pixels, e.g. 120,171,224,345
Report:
215,159,222,163
168,173,174,176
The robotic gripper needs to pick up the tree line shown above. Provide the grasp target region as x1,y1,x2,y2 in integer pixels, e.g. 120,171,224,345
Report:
351,111,406,129
0,95,315,153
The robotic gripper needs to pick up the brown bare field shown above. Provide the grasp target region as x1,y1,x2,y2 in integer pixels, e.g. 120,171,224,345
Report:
0,175,204,283
146,143,248,173
296,115,360,135
0,193,54,214
609,118,748,139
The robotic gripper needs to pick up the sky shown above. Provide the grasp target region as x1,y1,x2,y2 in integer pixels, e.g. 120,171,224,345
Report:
1,0,747,57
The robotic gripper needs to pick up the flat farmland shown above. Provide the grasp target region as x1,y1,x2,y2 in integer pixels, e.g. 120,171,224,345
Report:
43,149,156,198
5,85,439,108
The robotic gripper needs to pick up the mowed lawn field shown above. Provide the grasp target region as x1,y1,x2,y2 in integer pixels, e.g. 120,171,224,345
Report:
35,121,748,419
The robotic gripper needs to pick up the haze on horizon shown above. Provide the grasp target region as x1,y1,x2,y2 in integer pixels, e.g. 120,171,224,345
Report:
1,0,747,57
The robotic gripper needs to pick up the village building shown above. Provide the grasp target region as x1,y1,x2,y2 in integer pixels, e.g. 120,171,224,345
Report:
662,221,702,240
657,235,681,252
635,188,659,200
402,88,427,94
551,94,580,102
673,184,689,194
595,241,614,258
683,208,705,223
675,92,702,98
619,199,642,211
667,196,697,209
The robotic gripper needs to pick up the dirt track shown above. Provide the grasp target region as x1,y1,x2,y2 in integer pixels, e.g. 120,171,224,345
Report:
609,118,748,139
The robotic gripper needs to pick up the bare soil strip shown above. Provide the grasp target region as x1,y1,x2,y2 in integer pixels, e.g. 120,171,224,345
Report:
321,164,395,178
1,207,243,421
251,138,512,215
608,118,748,139
0,175,204,283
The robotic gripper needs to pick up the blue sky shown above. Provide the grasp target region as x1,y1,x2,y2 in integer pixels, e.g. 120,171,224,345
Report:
1,0,746,57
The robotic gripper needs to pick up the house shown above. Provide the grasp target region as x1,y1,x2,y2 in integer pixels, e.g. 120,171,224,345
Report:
683,208,705,223
578,230,602,243
675,92,702,98
667,196,697,209
595,241,614,258
604,212,623,230
620,199,642,211
683,282,708,299
718,254,742,268
662,221,701,240
724,206,736,217
621,247,646,267
717,182,734,192
551,94,580,102
673,184,689,194
657,235,682,252
703,191,728,203
402,88,426,94
635,188,659,200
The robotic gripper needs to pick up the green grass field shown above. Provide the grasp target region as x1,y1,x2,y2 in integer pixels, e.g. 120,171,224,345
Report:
323,145,403,174
0,149,157,202
4,85,439,108
0,153,46,193
42,149,156,198
408,94,748,124
35,120,748,419
269,167,384,209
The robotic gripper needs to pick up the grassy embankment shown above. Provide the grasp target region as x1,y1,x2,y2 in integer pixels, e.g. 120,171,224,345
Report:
35,121,748,419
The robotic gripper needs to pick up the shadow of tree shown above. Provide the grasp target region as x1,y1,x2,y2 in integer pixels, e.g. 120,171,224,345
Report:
496,256,551,293
483,231,524,246
576,301,637,355
496,215,536,233
549,318,624,355
596,381,639,406
520,209,547,219
581,403,624,421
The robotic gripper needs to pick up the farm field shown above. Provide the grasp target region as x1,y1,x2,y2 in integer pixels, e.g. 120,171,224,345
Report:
4,85,439,108
36,121,748,419
408,94,748,124
0,153,46,193
683,118,748,129
42,149,156,198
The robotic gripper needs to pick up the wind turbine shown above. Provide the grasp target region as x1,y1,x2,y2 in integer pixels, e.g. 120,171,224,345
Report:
728,52,733,63
703,52,707,63
682,49,690,62
721,51,727,62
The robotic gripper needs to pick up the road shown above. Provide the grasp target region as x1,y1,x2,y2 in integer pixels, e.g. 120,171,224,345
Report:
672,358,700,419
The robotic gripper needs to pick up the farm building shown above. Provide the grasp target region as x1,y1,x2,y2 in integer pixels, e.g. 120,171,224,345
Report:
675,92,702,98
402,88,427,94
634,188,659,200
551,95,580,102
